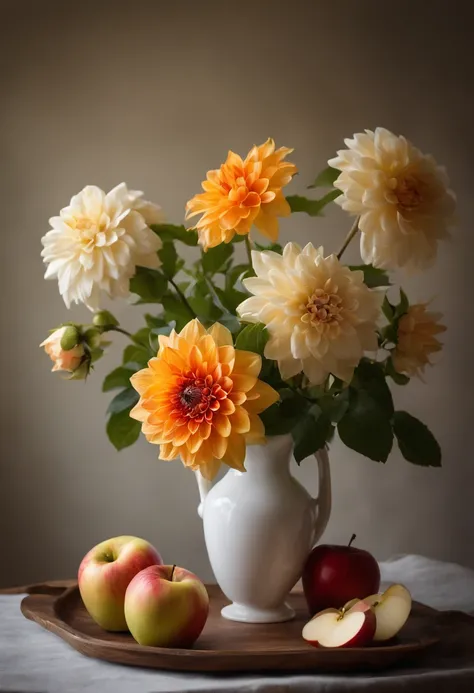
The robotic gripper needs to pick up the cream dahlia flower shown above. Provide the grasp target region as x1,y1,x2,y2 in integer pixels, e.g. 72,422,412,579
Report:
41,183,162,310
237,243,383,384
329,128,456,271
392,303,446,379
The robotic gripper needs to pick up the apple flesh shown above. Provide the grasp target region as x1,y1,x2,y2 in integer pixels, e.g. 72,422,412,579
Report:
124,564,209,647
362,584,412,641
78,535,162,631
302,601,376,648
302,534,380,616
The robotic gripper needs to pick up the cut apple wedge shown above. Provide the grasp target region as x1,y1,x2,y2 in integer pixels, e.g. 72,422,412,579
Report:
302,603,376,649
359,584,412,642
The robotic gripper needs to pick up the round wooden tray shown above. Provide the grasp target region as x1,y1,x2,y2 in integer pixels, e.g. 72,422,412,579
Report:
21,583,439,672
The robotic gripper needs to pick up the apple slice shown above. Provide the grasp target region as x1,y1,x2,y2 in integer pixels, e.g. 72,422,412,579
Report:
363,584,412,641
302,602,376,648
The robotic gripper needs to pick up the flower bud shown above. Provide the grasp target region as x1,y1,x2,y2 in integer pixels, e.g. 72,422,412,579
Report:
40,327,85,374
83,328,102,349
60,325,81,351
67,359,90,381
93,310,119,328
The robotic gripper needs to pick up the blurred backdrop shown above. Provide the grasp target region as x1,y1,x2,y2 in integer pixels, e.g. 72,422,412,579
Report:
1,0,473,587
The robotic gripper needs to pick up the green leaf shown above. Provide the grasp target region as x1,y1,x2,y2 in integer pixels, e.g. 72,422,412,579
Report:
102,367,136,392
385,357,410,385
214,285,248,314
122,344,149,367
159,242,178,278
352,359,394,416
106,408,141,451
318,391,350,424
201,243,234,275
287,190,341,216
107,388,139,415
145,314,168,329
394,288,409,319
260,391,308,436
131,327,151,347
235,323,269,355
254,242,283,254
338,389,393,462
382,296,395,321
161,294,195,331
308,166,340,189
150,223,198,246
292,404,332,463
130,267,168,303
349,264,391,289
225,263,252,291
187,279,223,322
393,411,441,467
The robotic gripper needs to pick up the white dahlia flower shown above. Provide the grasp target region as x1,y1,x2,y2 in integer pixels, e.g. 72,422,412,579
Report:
41,183,162,310
392,303,446,380
329,128,456,272
237,243,383,384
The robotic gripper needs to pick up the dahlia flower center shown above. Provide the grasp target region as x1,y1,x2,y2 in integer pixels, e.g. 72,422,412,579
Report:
396,175,422,209
174,373,228,424
76,216,108,243
302,289,343,326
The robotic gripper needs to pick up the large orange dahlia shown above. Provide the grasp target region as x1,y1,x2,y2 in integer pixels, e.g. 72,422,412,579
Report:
129,319,279,479
185,138,297,249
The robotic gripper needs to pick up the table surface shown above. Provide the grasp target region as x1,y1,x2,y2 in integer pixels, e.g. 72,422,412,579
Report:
2,554,474,693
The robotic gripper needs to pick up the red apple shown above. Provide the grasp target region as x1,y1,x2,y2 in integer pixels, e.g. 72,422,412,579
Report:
78,535,162,631
302,534,380,616
124,564,209,647
302,601,376,648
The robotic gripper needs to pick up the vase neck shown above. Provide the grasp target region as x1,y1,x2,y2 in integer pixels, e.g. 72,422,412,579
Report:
241,434,294,479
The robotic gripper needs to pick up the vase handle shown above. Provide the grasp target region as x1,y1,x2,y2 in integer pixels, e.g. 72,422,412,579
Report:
312,447,332,546
195,470,213,519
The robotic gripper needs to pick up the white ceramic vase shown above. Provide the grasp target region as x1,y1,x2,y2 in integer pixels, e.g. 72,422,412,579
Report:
195,434,331,623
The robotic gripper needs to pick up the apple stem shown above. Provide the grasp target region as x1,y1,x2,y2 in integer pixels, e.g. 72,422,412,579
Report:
170,564,176,581
348,533,356,548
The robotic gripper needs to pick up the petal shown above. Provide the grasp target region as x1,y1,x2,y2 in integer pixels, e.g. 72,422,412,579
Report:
229,406,251,433
244,380,280,414
245,413,266,444
179,319,207,344
222,432,246,472
208,322,234,346
212,413,232,437
233,350,262,378
199,457,221,481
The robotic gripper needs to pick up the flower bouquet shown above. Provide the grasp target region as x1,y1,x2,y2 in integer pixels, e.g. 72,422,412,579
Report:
41,128,453,478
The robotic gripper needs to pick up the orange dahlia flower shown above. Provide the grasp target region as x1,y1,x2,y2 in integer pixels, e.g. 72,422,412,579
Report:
129,319,279,480
185,138,297,249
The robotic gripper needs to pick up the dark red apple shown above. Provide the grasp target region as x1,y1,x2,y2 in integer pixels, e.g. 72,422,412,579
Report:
302,534,380,616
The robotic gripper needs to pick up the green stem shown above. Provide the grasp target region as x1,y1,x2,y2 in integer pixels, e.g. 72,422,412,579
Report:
244,235,253,268
104,325,134,339
168,277,198,318
336,216,360,260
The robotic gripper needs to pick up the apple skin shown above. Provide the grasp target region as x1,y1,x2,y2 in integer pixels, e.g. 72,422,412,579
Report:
302,542,380,616
124,564,209,648
78,536,162,631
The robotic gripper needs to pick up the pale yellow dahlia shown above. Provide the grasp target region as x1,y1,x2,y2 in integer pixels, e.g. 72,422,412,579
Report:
42,183,162,310
392,303,446,379
237,243,383,384
185,138,297,249
129,319,279,480
329,128,456,271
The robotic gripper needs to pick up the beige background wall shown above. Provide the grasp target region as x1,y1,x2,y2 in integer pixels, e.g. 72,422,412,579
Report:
1,0,473,587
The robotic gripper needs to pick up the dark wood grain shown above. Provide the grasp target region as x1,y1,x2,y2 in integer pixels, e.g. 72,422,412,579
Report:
20,583,439,673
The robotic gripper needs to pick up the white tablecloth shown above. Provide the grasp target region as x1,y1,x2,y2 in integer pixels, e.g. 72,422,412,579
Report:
1,555,474,693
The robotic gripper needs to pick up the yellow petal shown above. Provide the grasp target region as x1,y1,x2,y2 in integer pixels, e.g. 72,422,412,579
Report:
187,431,204,454
222,432,246,472
210,431,228,459
244,380,280,414
229,406,251,433
129,368,153,393
199,457,221,481
159,443,180,460
245,413,266,444
129,403,147,422
233,350,262,378
212,413,232,437
218,345,235,369
179,319,207,344
208,322,234,346
231,373,258,393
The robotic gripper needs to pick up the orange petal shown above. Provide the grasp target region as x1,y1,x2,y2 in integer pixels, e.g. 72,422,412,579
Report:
218,345,235,368
233,350,262,378
129,403,147,422
244,380,280,414
129,368,152,393
222,432,246,472
229,391,247,405
179,319,207,344
189,345,203,370
187,431,204,454
198,457,221,481
219,398,236,416
245,413,266,444
210,432,228,459
212,413,231,437
159,443,180,460
229,406,251,433
209,323,234,347
231,373,258,393
171,424,191,446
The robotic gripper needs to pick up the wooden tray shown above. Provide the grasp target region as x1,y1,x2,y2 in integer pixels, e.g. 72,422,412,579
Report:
21,583,439,673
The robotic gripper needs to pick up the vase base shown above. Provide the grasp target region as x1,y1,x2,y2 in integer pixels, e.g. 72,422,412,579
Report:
221,602,295,624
